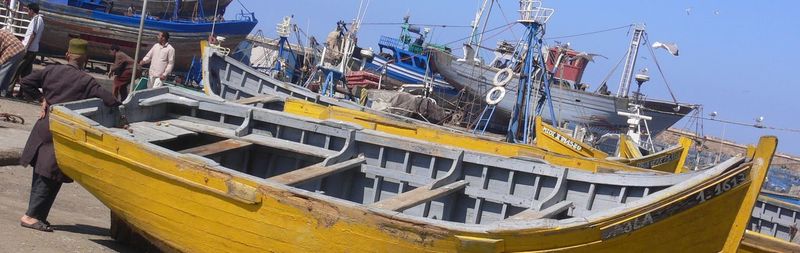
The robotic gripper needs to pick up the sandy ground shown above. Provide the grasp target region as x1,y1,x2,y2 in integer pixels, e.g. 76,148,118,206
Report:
0,68,136,252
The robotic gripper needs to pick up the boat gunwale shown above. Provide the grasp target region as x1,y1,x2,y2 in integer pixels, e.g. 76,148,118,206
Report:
757,194,800,211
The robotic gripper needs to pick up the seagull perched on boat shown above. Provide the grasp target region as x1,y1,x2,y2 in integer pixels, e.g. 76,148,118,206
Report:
651,41,679,56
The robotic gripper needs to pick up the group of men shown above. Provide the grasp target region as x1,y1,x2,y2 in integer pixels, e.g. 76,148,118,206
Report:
0,2,42,99
0,3,176,232
1,3,175,101
108,30,175,100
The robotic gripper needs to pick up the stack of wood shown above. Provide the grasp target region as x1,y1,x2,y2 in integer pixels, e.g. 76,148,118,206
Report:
345,71,381,89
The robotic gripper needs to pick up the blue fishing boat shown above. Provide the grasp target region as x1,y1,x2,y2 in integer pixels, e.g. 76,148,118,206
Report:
362,17,457,96
19,0,257,70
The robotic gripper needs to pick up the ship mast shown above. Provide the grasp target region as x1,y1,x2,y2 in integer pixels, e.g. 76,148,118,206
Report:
463,0,490,61
506,0,555,143
616,24,645,98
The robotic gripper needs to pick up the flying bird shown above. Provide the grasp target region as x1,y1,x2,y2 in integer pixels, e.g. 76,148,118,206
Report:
685,7,692,15
651,41,679,56
573,52,607,62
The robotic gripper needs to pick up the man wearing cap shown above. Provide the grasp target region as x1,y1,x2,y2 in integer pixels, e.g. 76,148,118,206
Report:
18,39,120,232
0,27,25,97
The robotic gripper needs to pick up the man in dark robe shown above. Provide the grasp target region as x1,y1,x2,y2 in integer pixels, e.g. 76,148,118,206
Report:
18,39,120,232
107,44,135,101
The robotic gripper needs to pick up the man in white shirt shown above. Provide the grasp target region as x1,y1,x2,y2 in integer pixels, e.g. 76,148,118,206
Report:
13,3,44,88
138,31,175,88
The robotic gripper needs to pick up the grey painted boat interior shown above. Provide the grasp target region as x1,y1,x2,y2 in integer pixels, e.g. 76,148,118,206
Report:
202,47,793,239
55,87,746,231
750,196,800,242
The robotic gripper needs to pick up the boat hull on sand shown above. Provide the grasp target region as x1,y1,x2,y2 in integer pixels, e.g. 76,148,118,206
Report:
28,1,256,70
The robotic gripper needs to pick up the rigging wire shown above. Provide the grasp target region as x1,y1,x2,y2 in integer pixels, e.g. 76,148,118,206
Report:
211,0,221,36
494,0,518,41
686,114,800,133
544,24,632,40
643,34,680,104
359,22,472,28
474,0,494,58
235,0,251,14
475,21,516,47
594,51,626,93
441,22,516,46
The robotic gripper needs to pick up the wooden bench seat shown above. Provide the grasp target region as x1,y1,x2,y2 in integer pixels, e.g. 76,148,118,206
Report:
370,180,468,212
178,139,253,157
508,201,574,220
163,119,338,158
269,157,366,185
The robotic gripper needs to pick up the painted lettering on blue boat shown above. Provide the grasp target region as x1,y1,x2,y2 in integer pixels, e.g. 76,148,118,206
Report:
601,169,750,240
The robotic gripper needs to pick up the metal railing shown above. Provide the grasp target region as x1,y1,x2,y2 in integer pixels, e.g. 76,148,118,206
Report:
378,36,407,51
0,4,29,38
518,0,554,24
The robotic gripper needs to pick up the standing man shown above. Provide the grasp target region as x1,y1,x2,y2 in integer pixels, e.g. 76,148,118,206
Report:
12,3,44,94
107,44,135,100
139,31,174,89
0,27,25,97
18,39,120,232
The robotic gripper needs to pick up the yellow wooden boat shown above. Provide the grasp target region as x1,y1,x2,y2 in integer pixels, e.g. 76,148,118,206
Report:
281,98,692,174
280,97,799,251
50,88,777,252
202,46,794,251
739,230,800,253
532,116,693,174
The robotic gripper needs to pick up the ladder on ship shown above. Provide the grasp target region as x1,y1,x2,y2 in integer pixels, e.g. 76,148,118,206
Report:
472,105,497,134
616,24,645,97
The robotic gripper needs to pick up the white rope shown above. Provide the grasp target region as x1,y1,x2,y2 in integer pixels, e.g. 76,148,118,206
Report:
210,0,220,36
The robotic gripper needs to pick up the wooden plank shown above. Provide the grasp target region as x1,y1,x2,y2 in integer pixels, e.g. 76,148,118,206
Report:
143,121,197,137
370,180,468,212
269,157,366,185
240,134,338,158
164,119,337,158
162,118,236,136
179,139,252,157
360,164,432,187
235,95,282,105
508,201,574,220
74,107,98,117
127,122,179,143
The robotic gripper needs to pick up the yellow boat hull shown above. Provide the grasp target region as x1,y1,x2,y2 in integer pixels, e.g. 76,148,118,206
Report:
49,105,778,252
